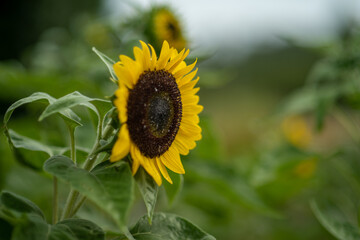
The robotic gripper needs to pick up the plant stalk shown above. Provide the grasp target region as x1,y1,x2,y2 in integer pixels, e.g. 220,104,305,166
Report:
69,152,110,218
52,176,58,224
61,120,114,220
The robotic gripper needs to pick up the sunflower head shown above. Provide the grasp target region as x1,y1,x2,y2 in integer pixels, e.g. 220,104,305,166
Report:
110,40,202,186
282,115,312,149
145,7,186,52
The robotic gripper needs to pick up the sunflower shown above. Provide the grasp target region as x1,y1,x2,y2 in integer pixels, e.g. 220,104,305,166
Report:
110,40,202,185
146,7,186,51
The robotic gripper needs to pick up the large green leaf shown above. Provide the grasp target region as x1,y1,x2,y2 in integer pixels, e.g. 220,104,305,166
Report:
43,156,134,230
49,219,104,240
39,91,110,122
0,191,45,220
11,214,49,240
38,91,111,138
135,168,158,224
10,215,105,240
3,92,81,170
311,200,360,240
114,213,216,240
3,92,81,128
6,129,68,170
0,191,105,240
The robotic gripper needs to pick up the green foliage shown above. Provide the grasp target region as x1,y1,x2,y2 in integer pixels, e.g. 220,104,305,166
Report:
3,92,81,170
43,156,134,230
115,213,216,240
187,161,280,217
135,168,158,224
311,201,360,240
0,191,105,240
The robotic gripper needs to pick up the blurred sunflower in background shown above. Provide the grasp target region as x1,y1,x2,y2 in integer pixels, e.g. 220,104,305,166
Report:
110,40,202,186
145,7,186,52
282,115,312,149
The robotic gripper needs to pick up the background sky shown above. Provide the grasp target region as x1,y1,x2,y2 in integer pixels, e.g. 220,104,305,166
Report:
106,0,360,57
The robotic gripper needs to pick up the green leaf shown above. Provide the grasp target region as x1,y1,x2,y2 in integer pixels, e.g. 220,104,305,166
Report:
3,92,81,128
49,219,105,240
39,91,112,140
311,200,360,240
7,130,66,156
0,191,45,220
127,213,216,240
10,215,105,240
43,156,134,230
11,214,49,240
4,130,67,170
92,47,117,81
0,191,105,240
135,168,158,224
39,91,110,122
163,171,183,206
3,92,81,170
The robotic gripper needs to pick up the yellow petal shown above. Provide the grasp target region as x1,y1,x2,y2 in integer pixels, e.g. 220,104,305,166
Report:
130,145,140,175
167,49,189,73
174,59,197,79
140,41,151,70
157,41,173,69
133,46,144,69
175,134,197,151
181,114,200,125
130,145,162,185
179,77,200,93
172,140,189,155
172,135,195,155
110,124,130,162
161,147,185,174
149,44,158,70
113,63,134,89
181,121,201,133
182,95,199,106
178,127,202,141
173,61,187,73
181,87,200,96
114,88,128,123
182,104,203,115
156,157,173,184
119,55,139,85
143,157,162,186
177,68,198,87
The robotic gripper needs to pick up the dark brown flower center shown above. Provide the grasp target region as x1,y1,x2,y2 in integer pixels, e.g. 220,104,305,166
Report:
167,22,179,39
127,70,182,158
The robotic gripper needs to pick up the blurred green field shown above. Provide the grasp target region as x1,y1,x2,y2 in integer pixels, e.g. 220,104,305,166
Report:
2,1,360,239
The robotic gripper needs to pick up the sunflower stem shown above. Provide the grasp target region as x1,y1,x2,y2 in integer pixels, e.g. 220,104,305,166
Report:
60,125,78,220
61,120,115,220
61,190,79,220
83,122,114,171
69,195,87,218
69,125,76,164
52,176,58,224
69,152,110,218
